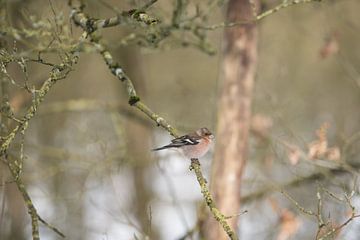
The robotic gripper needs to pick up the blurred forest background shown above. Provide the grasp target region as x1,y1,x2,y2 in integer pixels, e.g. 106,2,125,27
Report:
1,0,360,239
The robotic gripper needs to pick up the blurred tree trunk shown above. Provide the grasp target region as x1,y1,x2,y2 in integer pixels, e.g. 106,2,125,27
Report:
4,186,26,240
205,0,259,239
119,48,159,239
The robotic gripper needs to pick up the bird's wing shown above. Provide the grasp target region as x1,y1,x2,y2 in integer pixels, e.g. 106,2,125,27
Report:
170,134,200,146
152,134,200,151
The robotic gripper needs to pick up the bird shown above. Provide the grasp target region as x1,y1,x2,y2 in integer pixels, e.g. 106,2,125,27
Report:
152,127,214,159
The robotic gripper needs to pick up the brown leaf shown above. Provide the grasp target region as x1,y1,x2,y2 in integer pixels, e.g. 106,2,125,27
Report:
325,147,341,161
308,140,328,160
277,209,302,240
308,123,329,159
268,199,302,240
251,114,273,139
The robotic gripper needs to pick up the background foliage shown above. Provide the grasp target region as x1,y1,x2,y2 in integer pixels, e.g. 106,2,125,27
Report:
1,0,360,239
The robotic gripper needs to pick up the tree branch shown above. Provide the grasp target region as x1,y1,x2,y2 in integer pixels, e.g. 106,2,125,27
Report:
69,2,237,238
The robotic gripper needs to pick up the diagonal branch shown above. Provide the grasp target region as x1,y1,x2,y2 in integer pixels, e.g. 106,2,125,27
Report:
241,162,360,204
69,2,237,239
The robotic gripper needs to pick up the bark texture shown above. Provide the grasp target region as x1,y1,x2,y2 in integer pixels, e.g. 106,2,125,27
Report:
205,0,259,239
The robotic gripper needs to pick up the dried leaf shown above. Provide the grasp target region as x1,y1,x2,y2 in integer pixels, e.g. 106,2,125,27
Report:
277,209,302,240
325,147,341,161
251,114,273,138
308,140,328,160
268,199,302,240
308,123,329,159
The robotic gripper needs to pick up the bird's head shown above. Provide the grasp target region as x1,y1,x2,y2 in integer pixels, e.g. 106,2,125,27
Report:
197,127,215,140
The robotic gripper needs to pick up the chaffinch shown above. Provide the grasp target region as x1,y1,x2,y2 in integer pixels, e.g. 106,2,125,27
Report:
152,127,214,159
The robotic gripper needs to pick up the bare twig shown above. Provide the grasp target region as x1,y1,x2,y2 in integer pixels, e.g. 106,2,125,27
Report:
199,0,324,30
0,13,84,238
280,189,315,216
280,184,359,240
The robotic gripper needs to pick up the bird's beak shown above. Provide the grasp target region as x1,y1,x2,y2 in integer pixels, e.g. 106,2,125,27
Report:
209,134,215,139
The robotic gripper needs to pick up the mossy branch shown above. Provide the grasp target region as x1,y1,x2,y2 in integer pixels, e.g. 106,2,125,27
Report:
191,159,238,240
0,31,82,240
70,2,237,239
0,61,76,239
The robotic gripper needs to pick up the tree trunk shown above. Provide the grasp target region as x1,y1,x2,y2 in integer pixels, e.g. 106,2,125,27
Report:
119,48,159,239
205,0,259,239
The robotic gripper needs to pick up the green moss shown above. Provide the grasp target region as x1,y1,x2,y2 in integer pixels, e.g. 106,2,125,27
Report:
128,96,140,105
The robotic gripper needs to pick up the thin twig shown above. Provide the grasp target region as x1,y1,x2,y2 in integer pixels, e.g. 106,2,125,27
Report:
199,0,324,30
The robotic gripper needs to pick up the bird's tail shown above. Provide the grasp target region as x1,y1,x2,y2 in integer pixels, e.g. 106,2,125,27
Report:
152,145,173,151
